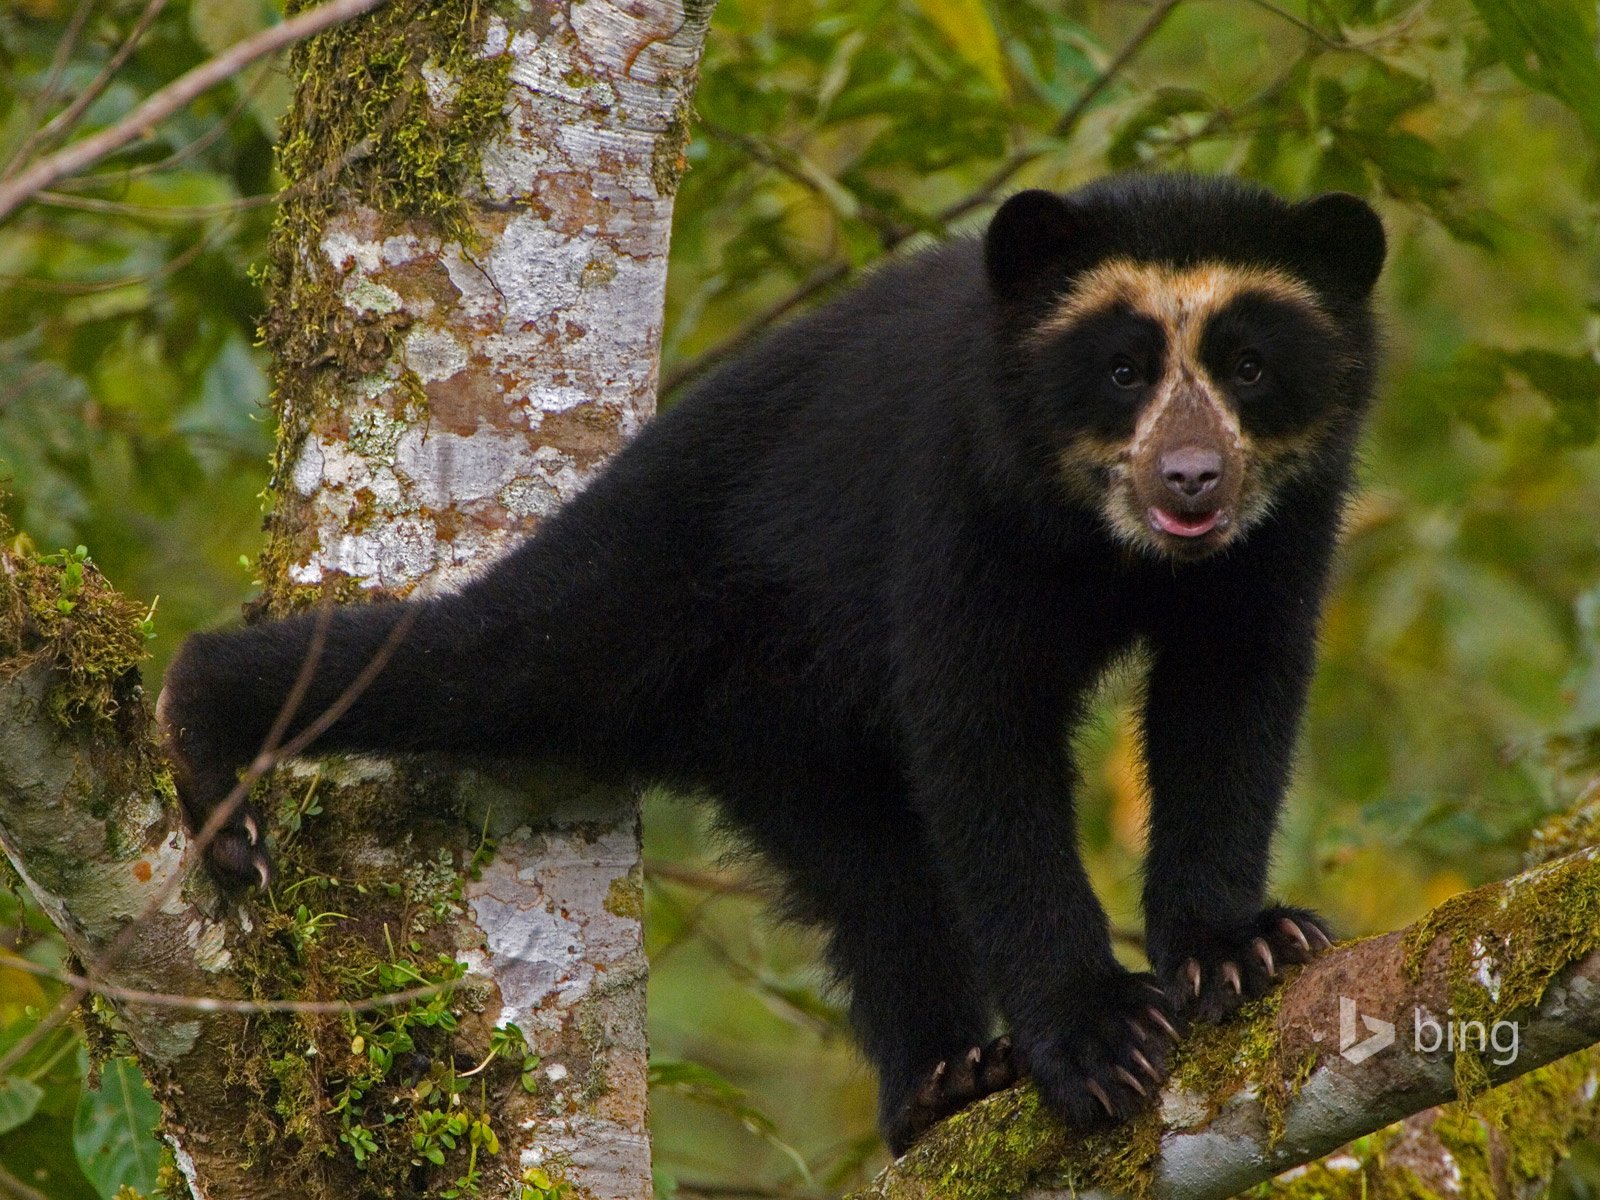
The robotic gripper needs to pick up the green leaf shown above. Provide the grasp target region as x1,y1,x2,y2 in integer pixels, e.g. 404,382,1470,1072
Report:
1352,130,1455,198
1427,345,1600,445
1106,87,1212,170
0,1075,43,1135
0,1111,102,1200
1434,344,1510,438
648,1059,812,1181
73,1059,162,1199
1468,0,1600,145
1503,348,1600,445
910,0,1010,96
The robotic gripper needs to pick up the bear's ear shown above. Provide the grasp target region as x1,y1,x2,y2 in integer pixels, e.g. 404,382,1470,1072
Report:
1286,192,1385,301
984,189,1097,303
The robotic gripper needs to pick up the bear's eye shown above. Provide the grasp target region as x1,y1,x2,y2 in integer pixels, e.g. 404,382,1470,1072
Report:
1109,358,1142,389
1235,353,1264,385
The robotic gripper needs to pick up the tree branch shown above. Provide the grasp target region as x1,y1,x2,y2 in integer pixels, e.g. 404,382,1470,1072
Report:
6,0,170,176
853,847,1600,1199
0,0,388,224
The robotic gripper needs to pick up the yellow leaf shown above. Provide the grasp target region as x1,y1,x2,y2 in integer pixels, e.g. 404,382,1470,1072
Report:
0,949,47,1025
912,0,1010,97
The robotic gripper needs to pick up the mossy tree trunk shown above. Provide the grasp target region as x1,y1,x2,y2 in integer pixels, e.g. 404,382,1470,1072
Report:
0,549,275,1198
244,0,712,1196
0,1,711,1197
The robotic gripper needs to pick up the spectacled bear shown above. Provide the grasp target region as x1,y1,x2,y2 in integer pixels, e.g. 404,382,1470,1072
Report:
159,173,1384,1154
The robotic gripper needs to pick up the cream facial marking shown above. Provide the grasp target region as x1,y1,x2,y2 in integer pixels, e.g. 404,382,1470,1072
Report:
1034,260,1331,557
1031,259,1328,351
1036,261,1327,461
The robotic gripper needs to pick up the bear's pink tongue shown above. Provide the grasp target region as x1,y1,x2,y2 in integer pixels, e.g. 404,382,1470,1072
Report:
1150,507,1222,538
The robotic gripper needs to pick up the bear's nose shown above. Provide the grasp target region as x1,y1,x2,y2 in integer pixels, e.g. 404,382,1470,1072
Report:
1159,447,1222,499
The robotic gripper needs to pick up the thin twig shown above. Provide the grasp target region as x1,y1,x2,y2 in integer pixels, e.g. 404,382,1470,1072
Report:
0,216,228,294
0,0,389,224
33,189,277,218
645,858,767,897
56,72,267,189
0,954,450,1015
658,263,849,397
937,0,1186,227
19,0,170,168
0,0,97,182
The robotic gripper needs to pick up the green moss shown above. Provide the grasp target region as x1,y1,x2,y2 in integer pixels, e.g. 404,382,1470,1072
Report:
1402,847,1600,1100
0,531,152,735
1167,984,1303,1139
275,0,511,235
855,968,1327,1200
1525,795,1600,866
858,1088,1068,1200
213,763,534,1196
579,259,618,290
847,1086,1162,1200
1247,1049,1600,1199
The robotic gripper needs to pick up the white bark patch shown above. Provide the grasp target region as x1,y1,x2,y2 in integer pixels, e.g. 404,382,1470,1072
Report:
490,213,586,317
166,1136,208,1200
439,241,503,323
467,823,640,1019
404,326,469,384
184,917,232,973
343,276,402,315
320,227,386,275
395,427,584,509
1470,937,1502,1002
478,137,550,202
499,475,563,519
290,437,325,497
420,60,458,108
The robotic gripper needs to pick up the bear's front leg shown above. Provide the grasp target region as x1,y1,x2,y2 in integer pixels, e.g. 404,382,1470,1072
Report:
1139,571,1337,1024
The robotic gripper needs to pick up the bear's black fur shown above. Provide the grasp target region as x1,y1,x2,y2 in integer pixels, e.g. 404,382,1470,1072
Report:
161,173,1384,1153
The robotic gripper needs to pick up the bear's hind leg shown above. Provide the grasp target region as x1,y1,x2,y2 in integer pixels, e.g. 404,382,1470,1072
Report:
721,790,1013,1155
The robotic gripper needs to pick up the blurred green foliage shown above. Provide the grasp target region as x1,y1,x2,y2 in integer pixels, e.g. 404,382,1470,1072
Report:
0,0,1597,1196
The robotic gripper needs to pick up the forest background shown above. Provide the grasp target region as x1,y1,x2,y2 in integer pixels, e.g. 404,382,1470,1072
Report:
0,0,1597,1195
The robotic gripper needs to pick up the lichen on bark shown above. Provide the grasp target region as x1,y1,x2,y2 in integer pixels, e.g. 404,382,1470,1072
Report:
256,0,517,612
1261,1049,1600,1199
